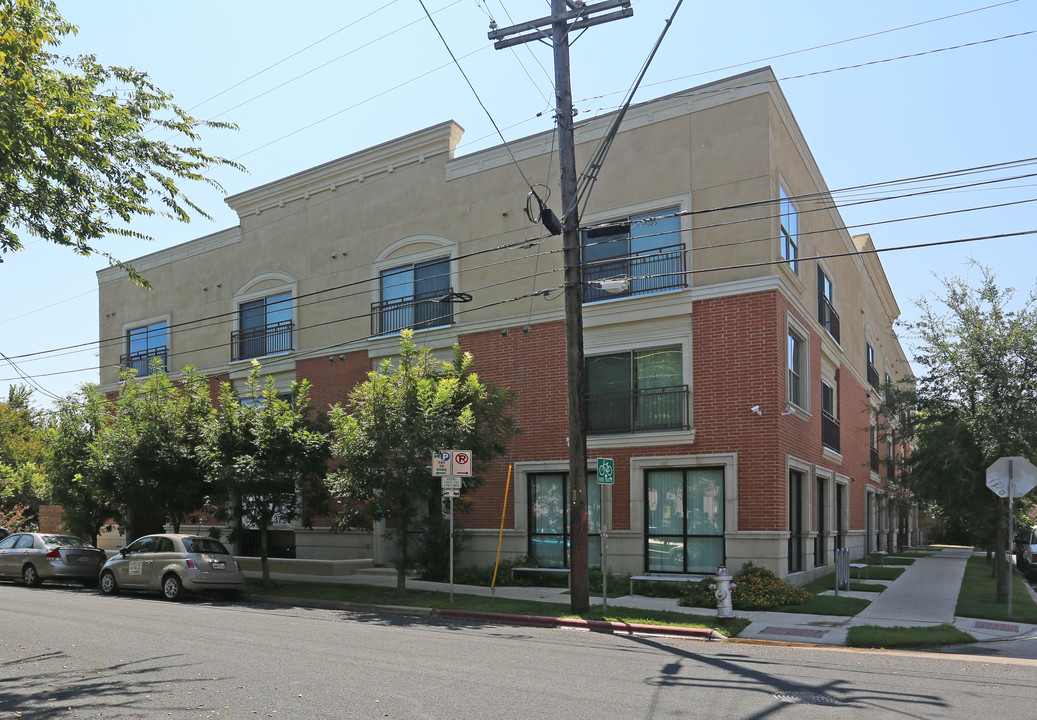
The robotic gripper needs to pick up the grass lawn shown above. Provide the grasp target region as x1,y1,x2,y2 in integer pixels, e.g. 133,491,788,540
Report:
846,624,975,649
955,555,1037,623
244,579,750,637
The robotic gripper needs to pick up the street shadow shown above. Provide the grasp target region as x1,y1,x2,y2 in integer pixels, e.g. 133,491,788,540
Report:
623,635,950,718
0,651,226,720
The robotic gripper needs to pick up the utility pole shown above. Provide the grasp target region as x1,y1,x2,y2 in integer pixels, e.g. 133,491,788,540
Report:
489,0,632,614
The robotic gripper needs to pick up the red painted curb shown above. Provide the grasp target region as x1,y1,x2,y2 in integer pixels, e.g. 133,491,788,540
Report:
433,608,720,640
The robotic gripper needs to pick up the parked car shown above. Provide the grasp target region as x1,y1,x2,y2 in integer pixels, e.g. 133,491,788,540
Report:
99,533,244,601
1014,526,1037,580
0,527,9,540
0,532,107,587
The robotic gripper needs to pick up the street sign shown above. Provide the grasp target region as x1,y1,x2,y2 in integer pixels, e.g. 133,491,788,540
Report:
452,450,473,477
597,457,615,485
432,451,451,477
432,450,473,478
442,488,461,498
986,456,1037,498
441,477,462,490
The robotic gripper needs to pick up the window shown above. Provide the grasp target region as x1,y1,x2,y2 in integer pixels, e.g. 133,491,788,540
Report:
788,469,805,573
586,346,687,434
814,477,826,567
583,207,684,302
645,467,724,573
870,417,880,473
866,342,879,388
780,187,798,274
528,473,600,569
123,321,167,376
373,256,451,335
787,330,804,408
233,292,293,361
821,378,839,451
817,266,839,342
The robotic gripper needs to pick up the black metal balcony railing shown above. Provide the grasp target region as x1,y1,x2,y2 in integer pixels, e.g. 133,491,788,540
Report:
870,447,881,474
821,410,840,452
583,244,686,303
867,362,881,389
231,320,294,361
817,294,840,344
371,287,454,336
120,347,168,377
587,385,689,434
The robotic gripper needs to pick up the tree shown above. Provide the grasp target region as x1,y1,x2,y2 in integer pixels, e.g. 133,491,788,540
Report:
0,0,244,282
877,262,1037,602
328,331,516,592
205,364,331,587
47,384,116,544
0,385,50,526
101,366,214,534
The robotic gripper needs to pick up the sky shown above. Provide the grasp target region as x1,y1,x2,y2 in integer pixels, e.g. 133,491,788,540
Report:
2,0,1035,408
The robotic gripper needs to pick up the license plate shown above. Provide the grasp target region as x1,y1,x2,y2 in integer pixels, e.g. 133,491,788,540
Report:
211,561,226,571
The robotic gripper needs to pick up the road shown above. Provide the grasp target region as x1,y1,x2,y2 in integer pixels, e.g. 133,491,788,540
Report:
1,583,1036,719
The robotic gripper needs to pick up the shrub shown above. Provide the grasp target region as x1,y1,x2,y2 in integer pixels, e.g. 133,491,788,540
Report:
678,562,811,611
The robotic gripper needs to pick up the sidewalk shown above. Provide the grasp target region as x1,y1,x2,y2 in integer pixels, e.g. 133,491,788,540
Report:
243,547,1037,647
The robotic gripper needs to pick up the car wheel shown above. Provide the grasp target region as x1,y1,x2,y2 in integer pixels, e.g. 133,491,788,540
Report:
162,573,183,601
22,564,41,587
99,570,119,595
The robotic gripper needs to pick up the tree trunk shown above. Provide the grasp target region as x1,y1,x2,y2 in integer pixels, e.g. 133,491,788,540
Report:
995,497,1008,603
396,523,407,593
261,526,271,588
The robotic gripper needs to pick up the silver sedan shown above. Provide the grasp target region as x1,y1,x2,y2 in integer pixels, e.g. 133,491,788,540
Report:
99,533,245,601
0,532,108,587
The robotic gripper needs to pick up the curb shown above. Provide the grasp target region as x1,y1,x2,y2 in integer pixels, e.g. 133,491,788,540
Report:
243,595,721,640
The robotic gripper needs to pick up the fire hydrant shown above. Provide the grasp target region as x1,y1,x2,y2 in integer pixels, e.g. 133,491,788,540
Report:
711,566,737,620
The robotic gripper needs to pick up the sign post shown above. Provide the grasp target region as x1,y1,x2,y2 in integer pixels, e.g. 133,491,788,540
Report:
986,456,1037,616
597,458,614,613
433,451,472,603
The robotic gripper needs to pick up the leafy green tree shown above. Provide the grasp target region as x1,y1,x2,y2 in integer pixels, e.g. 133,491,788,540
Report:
877,263,1037,602
101,366,215,533
328,331,516,592
205,364,331,587
0,0,243,282
47,384,116,544
0,385,50,526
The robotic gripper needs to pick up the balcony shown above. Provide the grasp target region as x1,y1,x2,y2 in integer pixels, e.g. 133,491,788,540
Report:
583,244,686,303
867,362,880,389
371,288,454,336
232,320,294,361
120,347,168,377
821,410,840,453
587,385,689,435
817,294,840,343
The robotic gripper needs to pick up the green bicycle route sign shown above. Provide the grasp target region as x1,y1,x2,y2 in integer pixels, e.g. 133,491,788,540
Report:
597,457,614,485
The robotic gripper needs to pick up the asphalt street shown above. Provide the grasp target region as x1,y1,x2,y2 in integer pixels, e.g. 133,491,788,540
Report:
2,582,1036,719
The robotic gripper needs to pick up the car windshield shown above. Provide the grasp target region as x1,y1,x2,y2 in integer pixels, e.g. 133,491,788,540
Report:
40,535,93,548
183,537,230,555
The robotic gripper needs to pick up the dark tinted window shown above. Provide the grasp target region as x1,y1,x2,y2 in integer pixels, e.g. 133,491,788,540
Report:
183,537,230,555
124,537,155,554
155,537,175,552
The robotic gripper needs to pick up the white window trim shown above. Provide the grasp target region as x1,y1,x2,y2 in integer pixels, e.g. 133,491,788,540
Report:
629,453,737,535
786,312,811,415
231,273,298,364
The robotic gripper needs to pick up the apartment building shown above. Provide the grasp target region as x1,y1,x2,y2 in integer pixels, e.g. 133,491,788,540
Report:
97,67,915,582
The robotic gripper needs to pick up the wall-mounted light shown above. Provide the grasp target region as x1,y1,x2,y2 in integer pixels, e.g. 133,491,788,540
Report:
501,328,509,336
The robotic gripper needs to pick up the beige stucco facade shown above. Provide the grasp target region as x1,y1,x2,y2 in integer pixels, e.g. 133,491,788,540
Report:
98,67,915,581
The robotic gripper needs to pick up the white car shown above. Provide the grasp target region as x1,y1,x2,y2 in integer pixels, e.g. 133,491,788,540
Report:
99,534,244,600
1014,526,1037,580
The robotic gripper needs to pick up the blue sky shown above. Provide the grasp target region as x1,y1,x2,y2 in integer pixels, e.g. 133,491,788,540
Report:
2,0,1035,406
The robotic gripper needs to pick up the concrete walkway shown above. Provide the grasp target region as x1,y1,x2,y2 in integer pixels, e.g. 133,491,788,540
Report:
243,547,1037,647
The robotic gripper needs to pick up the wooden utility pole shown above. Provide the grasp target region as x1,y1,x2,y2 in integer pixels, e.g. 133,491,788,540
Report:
489,0,632,614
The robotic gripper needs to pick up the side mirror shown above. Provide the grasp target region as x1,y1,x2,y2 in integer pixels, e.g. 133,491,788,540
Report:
119,548,128,557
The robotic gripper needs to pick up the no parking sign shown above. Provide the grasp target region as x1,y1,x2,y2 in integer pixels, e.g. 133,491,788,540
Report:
430,450,473,477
